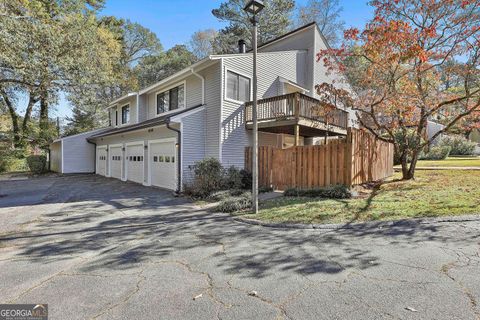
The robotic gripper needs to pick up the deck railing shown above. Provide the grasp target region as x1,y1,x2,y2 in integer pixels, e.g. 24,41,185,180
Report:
245,92,349,129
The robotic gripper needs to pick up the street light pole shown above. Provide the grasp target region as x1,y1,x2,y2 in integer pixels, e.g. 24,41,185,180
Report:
252,15,259,214
243,0,264,214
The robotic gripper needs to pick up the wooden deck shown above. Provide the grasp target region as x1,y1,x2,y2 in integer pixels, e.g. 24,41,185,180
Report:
245,92,349,138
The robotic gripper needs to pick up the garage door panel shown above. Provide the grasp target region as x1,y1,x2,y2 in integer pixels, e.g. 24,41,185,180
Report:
97,148,107,176
150,141,176,190
126,144,144,184
110,146,123,180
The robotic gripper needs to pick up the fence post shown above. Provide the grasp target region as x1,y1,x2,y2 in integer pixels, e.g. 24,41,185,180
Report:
345,128,353,187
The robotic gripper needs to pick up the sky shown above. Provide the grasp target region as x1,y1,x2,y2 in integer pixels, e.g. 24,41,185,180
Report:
53,0,373,120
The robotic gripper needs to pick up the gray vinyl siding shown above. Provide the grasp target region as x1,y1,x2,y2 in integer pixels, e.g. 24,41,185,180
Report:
220,51,307,168
199,62,222,159
259,26,316,93
110,96,138,127
181,109,206,183
50,141,62,173
138,94,148,122
61,131,97,173
144,74,202,121
313,29,358,127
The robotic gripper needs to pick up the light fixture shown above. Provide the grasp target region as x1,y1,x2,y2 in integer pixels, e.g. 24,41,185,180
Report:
244,0,264,15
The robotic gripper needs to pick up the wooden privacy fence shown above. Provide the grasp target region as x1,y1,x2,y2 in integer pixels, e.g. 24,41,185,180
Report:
245,128,394,190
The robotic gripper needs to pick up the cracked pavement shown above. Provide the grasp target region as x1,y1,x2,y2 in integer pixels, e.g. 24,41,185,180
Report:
1,174,479,319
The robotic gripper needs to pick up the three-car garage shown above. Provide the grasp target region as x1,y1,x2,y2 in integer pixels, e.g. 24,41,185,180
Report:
95,138,177,191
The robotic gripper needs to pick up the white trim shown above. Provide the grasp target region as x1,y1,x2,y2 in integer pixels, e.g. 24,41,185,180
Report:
136,94,140,124
125,141,145,184
169,106,205,122
257,24,316,51
180,122,184,191
108,92,137,107
219,59,224,162
60,139,64,174
108,143,123,179
191,68,205,105
223,67,253,105
114,106,119,127
119,103,131,126
210,50,307,59
147,137,178,189
139,58,217,95
154,80,187,117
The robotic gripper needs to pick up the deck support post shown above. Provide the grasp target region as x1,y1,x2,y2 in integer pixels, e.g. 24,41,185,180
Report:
294,124,300,146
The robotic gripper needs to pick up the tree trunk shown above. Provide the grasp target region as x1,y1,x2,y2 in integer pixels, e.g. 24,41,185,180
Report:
400,152,410,180
1,90,21,148
405,150,420,180
21,94,38,135
39,94,49,132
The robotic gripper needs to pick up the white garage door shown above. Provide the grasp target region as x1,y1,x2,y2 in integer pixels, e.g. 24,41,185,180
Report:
97,147,107,176
149,140,177,190
110,145,123,180
126,143,144,184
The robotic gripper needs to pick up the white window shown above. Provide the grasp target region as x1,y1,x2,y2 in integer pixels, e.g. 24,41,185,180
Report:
122,105,130,124
227,71,251,102
157,84,185,114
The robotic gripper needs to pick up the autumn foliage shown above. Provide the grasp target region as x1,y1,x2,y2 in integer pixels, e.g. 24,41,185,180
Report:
317,0,480,179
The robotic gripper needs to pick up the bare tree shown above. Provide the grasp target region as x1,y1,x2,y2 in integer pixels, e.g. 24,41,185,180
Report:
188,29,217,60
296,0,345,47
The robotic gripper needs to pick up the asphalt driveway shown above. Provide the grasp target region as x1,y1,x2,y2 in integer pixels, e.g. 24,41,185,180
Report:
0,174,479,319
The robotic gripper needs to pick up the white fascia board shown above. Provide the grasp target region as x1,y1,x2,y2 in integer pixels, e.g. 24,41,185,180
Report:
109,92,138,107
210,50,307,60
138,58,216,96
169,106,205,123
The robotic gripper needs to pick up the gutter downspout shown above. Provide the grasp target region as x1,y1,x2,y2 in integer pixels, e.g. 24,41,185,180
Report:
166,119,182,194
191,68,205,105
87,139,97,174
48,148,51,172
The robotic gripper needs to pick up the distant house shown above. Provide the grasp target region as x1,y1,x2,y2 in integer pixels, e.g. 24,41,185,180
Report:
49,23,357,191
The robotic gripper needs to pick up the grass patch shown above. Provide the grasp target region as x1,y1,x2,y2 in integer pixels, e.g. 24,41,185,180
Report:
415,156,480,168
242,170,480,225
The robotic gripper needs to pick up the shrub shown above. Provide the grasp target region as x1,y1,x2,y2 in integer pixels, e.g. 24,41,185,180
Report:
26,155,47,174
0,151,28,173
184,159,252,199
215,192,252,213
223,166,243,190
284,185,352,199
240,169,252,189
186,158,224,198
439,135,476,155
419,146,451,160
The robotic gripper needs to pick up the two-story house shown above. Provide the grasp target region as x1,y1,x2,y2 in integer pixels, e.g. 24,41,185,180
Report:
49,22,356,192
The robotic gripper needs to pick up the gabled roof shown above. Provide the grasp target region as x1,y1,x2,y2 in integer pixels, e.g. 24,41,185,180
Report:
88,104,204,140
256,22,317,50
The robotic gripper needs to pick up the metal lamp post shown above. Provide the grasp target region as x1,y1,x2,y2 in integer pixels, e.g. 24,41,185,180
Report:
244,0,264,214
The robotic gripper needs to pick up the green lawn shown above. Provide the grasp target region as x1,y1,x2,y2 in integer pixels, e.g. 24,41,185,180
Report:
241,170,480,225
415,156,480,168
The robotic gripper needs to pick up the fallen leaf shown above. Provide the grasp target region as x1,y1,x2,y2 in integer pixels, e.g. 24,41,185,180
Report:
405,307,418,312
193,293,203,300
